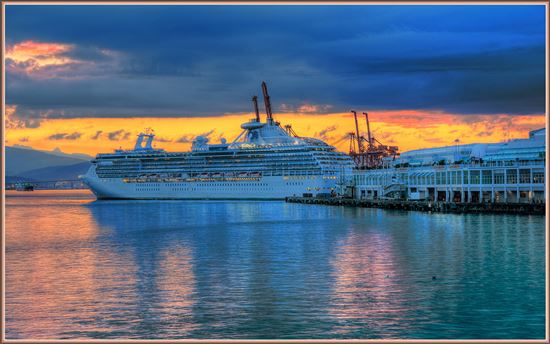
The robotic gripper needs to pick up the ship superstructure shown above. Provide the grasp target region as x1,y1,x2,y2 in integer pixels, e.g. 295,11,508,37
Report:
81,82,354,199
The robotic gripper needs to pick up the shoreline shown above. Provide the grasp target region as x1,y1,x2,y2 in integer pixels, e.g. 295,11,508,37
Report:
285,196,546,215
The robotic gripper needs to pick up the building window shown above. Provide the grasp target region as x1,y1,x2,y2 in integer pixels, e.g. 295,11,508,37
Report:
453,171,460,185
463,171,469,184
470,170,480,184
519,169,531,184
482,170,492,184
533,171,544,184
507,169,517,184
494,171,505,184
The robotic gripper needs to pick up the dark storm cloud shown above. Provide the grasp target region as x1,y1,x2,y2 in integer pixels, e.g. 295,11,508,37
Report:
176,129,215,143
5,5,546,121
48,132,82,140
91,130,103,139
315,125,338,141
107,130,131,141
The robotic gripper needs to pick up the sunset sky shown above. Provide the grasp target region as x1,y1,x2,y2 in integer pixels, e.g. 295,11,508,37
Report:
4,4,546,156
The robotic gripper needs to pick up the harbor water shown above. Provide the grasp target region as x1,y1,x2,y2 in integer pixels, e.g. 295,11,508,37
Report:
5,190,546,339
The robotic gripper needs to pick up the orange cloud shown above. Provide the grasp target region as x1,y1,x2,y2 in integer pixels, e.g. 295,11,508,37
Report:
7,40,72,58
278,103,333,113
6,40,78,75
3,110,545,157
297,104,333,113
6,40,120,79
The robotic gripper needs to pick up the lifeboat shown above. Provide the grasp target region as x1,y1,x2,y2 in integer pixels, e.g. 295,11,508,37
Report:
241,121,265,130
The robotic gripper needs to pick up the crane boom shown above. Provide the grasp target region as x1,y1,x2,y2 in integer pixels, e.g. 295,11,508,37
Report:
363,112,372,149
351,110,363,153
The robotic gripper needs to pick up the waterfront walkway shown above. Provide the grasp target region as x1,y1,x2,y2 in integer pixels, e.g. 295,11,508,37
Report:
285,196,545,215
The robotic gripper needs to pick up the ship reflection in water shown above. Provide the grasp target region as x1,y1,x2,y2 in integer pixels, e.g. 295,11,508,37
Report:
5,190,545,339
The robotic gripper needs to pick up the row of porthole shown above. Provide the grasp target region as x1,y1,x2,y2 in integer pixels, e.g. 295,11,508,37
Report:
170,188,276,192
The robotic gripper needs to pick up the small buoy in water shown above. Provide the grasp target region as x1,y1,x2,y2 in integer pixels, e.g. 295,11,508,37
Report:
432,276,437,280
385,274,390,278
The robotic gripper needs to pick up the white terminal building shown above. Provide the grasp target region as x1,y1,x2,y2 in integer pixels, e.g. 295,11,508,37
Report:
350,128,546,203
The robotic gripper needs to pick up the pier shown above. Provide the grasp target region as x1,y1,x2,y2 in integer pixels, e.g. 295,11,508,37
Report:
285,196,545,215
5,179,88,190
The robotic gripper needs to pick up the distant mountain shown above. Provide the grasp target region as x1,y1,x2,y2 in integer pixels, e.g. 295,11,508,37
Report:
5,176,37,184
6,146,91,176
17,161,91,181
10,145,93,160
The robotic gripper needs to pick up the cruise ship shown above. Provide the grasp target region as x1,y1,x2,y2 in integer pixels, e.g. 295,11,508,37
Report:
81,82,354,199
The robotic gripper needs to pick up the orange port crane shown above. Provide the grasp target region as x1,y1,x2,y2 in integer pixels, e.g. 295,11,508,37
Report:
348,110,399,169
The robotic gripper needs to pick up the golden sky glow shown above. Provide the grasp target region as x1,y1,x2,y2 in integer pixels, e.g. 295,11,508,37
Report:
5,108,545,157
4,39,545,157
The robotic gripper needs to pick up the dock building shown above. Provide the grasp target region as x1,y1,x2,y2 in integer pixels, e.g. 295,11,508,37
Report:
350,128,546,203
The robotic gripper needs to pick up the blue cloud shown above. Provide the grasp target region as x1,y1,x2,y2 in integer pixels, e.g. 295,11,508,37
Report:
5,4,546,124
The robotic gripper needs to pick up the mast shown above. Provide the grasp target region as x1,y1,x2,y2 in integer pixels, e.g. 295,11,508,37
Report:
363,112,372,150
262,81,273,123
351,110,363,153
252,96,260,122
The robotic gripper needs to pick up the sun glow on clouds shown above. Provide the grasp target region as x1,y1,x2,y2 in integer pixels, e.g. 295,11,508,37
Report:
6,41,79,74
4,110,545,156
6,40,120,79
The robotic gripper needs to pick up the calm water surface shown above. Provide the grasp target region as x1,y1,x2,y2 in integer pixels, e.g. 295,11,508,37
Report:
5,190,545,339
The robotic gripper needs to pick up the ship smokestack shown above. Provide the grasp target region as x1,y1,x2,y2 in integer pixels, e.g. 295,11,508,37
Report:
252,96,260,122
261,81,273,123
134,134,145,150
144,134,154,149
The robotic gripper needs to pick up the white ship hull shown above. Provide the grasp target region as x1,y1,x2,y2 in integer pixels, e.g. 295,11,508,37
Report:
83,168,339,200
81,82,354,200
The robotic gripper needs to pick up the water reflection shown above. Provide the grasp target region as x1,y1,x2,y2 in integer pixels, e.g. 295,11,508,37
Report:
4,191,546,339
87,201,198,338
329,229,409,337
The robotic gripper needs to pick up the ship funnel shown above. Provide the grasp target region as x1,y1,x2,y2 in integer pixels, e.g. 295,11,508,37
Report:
261,81,273,123
134,134,145,150
252,95,260,122
144,134,154,149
